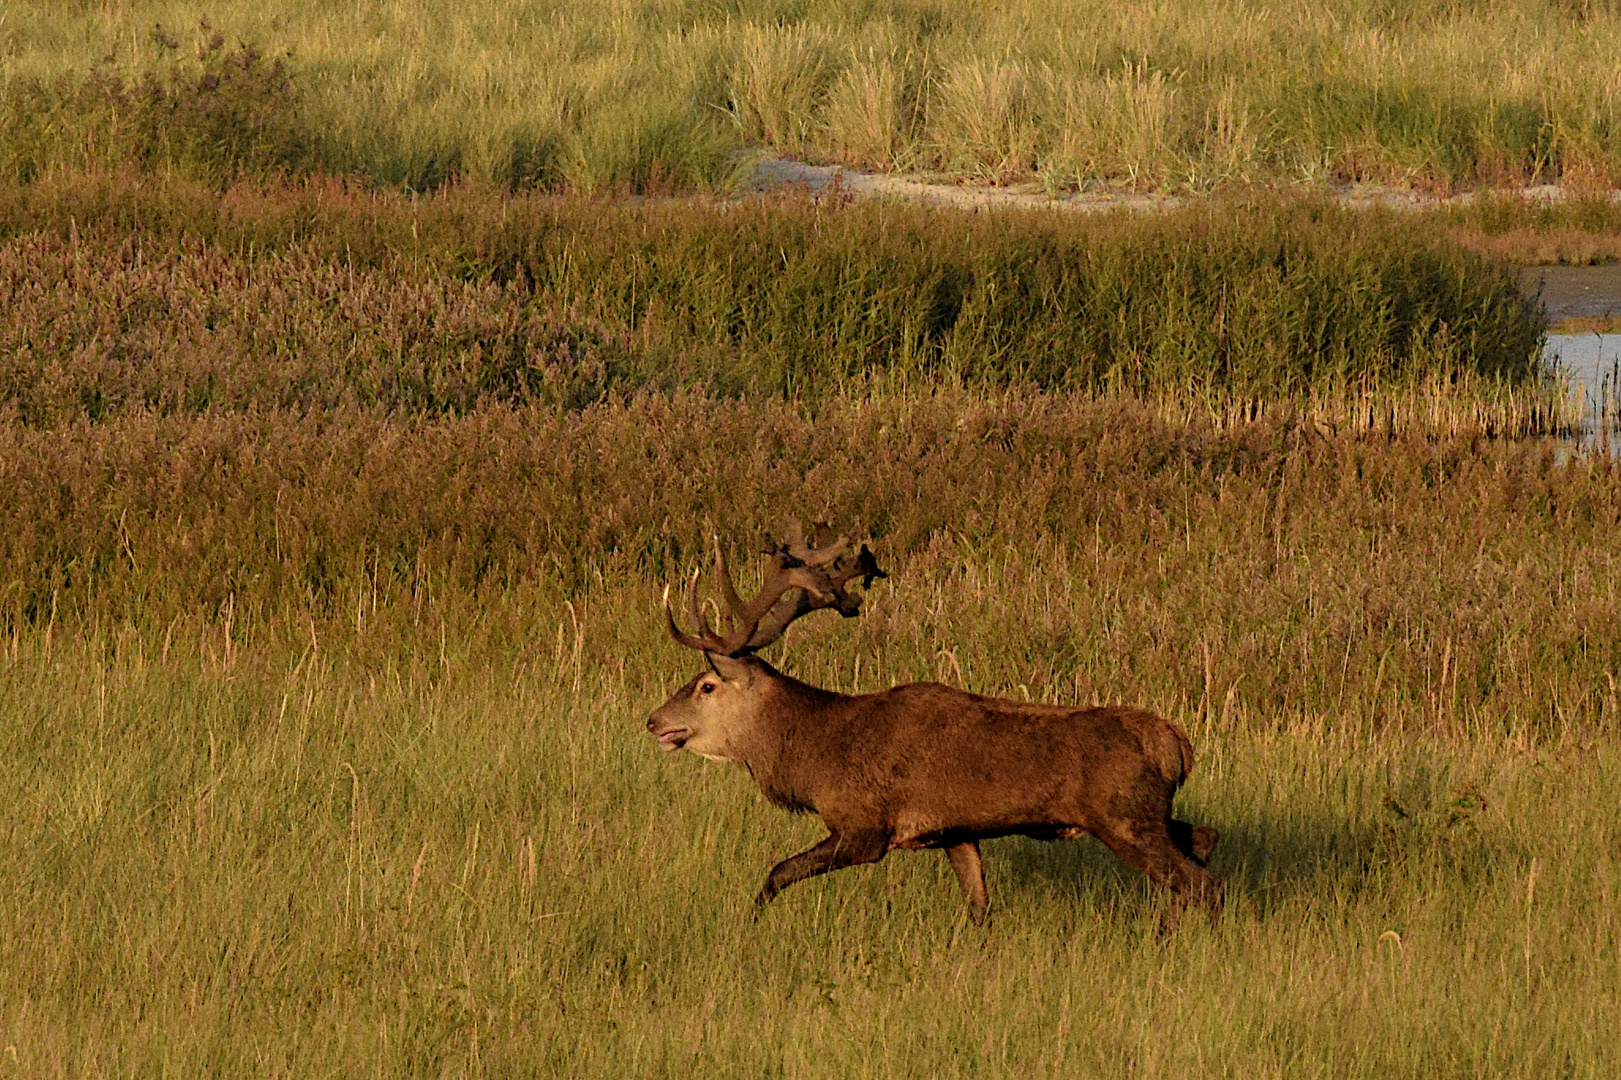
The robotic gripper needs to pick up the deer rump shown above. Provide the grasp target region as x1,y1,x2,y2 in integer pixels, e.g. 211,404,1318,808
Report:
646,526,1224,929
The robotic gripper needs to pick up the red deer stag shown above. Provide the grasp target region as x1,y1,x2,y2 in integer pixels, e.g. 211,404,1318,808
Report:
646,525,1223,928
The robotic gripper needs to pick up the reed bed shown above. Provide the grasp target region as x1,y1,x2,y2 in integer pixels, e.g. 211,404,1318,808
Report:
6,0,1621,193
3,390,1616,717
0,178,1545,416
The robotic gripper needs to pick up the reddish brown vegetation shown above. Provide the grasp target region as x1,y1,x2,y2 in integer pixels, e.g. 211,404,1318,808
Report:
0,177,1545,414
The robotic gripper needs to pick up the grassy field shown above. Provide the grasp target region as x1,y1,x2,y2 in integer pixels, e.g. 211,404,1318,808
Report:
6,0,1621,192
2,393,1620,1076
2,176,1619,1074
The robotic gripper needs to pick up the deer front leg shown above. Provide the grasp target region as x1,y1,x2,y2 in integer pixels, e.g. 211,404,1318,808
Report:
755,829,890,908
945,841,989,924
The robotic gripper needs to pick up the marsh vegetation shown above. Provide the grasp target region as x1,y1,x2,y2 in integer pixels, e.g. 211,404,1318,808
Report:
5,0,1621,1054
0,172,1617,1075
8,0,1621,192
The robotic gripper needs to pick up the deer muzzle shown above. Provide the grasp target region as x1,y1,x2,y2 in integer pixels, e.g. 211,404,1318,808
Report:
646,713,691,752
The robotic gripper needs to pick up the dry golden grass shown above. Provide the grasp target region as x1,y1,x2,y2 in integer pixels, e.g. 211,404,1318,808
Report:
10,0,1621,193
1,392,1618,1076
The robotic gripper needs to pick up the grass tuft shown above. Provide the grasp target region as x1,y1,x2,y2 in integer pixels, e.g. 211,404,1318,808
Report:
0,22,310,186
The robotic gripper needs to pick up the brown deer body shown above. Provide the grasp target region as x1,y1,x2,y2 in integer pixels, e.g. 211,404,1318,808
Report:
646,527,1223,927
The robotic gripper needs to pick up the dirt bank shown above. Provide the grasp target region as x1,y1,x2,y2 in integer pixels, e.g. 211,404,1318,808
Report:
747,157,1618,216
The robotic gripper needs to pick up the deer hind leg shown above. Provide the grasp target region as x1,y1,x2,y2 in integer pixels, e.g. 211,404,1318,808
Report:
1093,819,1225,935
1168,819,1220,867
755,829,890,910
944,841,989,925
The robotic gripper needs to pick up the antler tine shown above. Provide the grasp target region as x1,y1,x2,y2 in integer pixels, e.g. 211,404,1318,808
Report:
663,543,814,657
685,566,732,653
663,582,715,652
740,526,887,651
742,560,860,650
711,539,785,654
780,522,850,568
781,520,806,557
743,589,820,651
712,534,836,645
660,566,739,655
713,539,750,628
810,520,845,551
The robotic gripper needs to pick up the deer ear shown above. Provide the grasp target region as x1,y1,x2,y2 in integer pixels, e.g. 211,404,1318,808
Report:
706,653,753,686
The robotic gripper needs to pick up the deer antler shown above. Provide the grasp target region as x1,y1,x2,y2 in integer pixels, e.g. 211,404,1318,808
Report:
742,525,886,651
663,524,887,657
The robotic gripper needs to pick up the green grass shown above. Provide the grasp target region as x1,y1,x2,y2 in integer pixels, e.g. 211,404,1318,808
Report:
0,178,1548,420
5,0,1621,192
2,426,1619,1074
0,172,1615,1075
1434,192,1621,266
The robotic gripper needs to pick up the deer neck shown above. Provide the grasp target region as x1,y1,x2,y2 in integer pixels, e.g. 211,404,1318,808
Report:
737,673,851,814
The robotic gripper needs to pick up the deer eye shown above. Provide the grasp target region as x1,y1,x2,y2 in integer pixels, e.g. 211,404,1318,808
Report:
700,682,716,695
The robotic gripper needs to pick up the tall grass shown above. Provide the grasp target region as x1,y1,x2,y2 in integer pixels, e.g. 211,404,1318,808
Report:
1,395,1618,1075
0,28,310,187
4,393,1617,714
0,178,1547,415
1437,191,1621,265
7,0,1621,191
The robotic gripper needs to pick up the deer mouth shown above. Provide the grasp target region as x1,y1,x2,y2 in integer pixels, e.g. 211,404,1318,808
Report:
654,727,691,752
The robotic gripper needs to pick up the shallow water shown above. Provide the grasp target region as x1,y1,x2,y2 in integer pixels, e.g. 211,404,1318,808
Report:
1519,266,1621,449
1544,333,1620,448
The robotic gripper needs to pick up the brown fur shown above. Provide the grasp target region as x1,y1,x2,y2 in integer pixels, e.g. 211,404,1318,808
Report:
647,654,1224,928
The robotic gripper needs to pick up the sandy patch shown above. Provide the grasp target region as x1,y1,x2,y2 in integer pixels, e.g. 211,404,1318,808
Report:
746,158,1618,214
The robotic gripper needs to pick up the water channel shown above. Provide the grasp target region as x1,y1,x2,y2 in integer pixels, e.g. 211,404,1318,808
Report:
1525,266,1621,449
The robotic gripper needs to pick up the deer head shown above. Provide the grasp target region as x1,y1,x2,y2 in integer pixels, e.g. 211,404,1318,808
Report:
648,523,885,760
